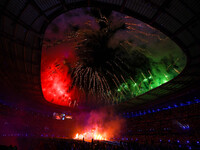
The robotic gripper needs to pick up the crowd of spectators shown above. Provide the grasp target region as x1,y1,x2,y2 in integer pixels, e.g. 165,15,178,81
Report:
125,102,200,144
0,96,199,149
1,138,200,150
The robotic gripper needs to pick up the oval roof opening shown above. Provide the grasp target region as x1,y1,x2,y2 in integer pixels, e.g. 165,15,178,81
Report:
41,8,186,107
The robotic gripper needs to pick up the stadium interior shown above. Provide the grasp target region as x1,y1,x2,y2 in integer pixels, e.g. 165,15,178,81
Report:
0,0,200,149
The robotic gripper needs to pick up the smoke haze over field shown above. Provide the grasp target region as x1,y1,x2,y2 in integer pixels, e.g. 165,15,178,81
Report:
73,108,125,141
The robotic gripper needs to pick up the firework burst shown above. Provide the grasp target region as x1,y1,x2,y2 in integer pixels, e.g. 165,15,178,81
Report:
63,8,149,104
41,8,186,106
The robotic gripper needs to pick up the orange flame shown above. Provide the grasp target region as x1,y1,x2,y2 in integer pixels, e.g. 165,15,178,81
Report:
74,127,107,141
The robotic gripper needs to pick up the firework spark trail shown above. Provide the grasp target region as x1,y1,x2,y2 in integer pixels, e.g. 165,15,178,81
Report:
125,20,157,33
164,73,169,80
148,70,154,81
121,75,131,92
167,58,180,71
95,71,101,93
43,29,90,49
118,82,127,95
117,57,133,73
79,69,85,89
93,73,96,92
73,73,79,87
102,76,111,94
101,77,108,93
112,61,123,72
141,72,147,81
95,71,104,94
126,25,167,41
128,33,150,43
149,81,152,90
121,75,126,84
125,16,133,19
113,74,121,86
119,41,134,50
116,57,125,65
104,76,115,100
130,77,140,92
112,78,125,99
125,22,140,26
106,61,119,74
173,68,180,74
84,67,90,88
74,64,82,75
112,60,128,74
89,68,93,90
102,81,112,100
174,58,180,65
82,67,89,89
171,58,180,69
43,36,75,48
95,77,100,94
112,78,119,90
166,64,172,71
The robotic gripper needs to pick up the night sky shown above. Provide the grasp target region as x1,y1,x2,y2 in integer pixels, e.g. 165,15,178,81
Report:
41,8,186,107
